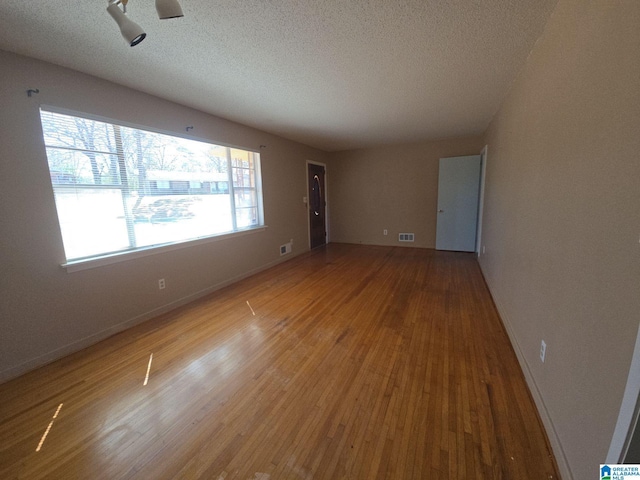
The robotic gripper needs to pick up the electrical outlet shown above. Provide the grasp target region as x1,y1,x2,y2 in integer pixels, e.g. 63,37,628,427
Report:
482,245,486,254
158,278,165,290
383,229,388,235
540,340,546,363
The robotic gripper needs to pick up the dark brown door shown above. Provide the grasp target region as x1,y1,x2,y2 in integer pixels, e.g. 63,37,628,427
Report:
308,163,326,249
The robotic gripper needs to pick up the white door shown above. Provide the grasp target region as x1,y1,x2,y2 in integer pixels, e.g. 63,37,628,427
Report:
435,155,481,252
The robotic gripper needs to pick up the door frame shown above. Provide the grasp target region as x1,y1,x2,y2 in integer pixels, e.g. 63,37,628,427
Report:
607,326,640,462
476,145,488,256
306,160,329,249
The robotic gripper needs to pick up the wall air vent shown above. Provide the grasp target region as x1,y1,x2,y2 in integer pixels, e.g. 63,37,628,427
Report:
280,242,292,256
399,233,415,242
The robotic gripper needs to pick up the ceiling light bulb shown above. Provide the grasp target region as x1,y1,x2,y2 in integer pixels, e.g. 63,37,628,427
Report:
156,0,184,19
107,3,147,46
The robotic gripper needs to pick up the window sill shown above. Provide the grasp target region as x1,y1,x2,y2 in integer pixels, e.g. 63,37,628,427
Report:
62,226,268,273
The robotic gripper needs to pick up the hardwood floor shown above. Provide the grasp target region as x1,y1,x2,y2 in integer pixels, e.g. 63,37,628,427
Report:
0,244,559,479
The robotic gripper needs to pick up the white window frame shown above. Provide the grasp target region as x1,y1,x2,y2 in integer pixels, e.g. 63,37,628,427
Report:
39,106,266,272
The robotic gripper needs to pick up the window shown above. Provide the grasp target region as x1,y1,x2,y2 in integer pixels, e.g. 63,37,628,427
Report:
39,108,263,263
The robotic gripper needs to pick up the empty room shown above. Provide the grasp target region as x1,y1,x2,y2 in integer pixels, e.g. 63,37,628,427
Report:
0,1,638,479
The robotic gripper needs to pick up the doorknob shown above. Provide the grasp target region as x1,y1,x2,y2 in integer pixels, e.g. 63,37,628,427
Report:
438,209,444,213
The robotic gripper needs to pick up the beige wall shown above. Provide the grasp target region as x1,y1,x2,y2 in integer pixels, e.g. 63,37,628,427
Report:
326,137,483,248
0,50,328,381
478,1,640,479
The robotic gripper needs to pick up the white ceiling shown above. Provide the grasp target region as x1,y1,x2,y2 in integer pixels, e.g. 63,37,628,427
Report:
0,0,557,151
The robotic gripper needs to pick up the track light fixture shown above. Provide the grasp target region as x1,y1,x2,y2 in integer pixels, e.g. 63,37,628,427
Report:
107,1,146,47
156,0,184,20
107,0,184,47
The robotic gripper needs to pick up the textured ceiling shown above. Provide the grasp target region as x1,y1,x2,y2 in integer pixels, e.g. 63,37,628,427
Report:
0,0,557,151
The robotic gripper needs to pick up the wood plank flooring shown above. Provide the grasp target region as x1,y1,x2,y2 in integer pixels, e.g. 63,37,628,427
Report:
0,244,559,479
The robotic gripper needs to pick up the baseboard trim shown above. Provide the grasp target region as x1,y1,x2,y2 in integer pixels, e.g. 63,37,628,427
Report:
0,252,302,384
478,262,573,480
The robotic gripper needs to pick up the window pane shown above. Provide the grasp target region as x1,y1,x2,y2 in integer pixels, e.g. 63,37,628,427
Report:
40,108,263,263
234,189,257,208
41,111,116,153
230,148,251,168
53,188,130,260
131,193,233,247
212,181,229,194
236,207,258,228
46,148,120,185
